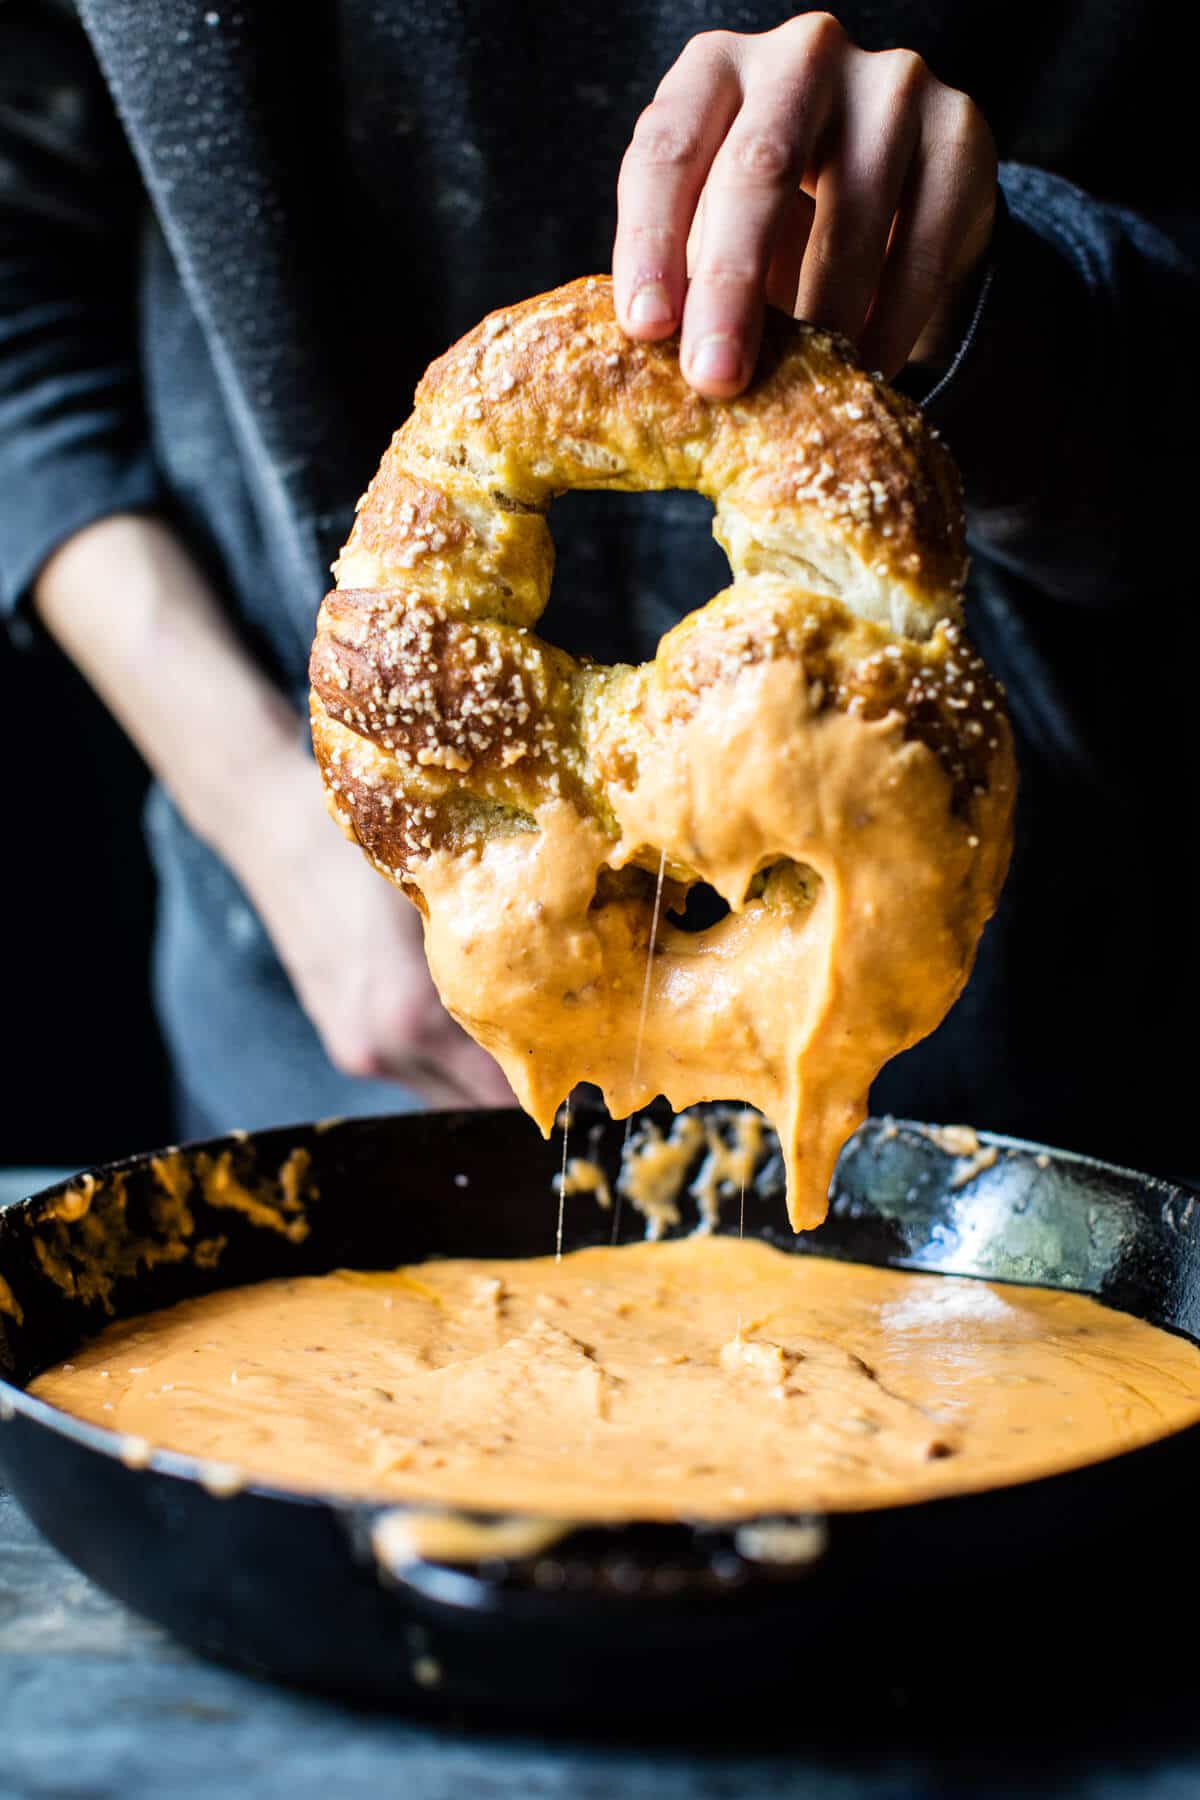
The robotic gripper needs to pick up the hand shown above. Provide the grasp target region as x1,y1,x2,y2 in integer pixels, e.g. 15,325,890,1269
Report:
224,739,515,1111
613,12,997,391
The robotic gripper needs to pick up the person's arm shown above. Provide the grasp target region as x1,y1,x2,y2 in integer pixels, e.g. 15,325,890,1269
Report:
1,4,509,1108
34,514,513,1107
612,13,1199,610
0,0,162,612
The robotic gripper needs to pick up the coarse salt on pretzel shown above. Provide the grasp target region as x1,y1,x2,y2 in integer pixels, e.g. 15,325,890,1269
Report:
309,275,1016,1229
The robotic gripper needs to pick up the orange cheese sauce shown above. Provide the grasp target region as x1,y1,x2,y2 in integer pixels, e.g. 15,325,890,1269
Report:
30,1238,1200,1521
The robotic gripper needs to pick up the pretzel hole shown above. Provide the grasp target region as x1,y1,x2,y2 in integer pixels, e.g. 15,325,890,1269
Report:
546,490,729,661
749,859,822,912
667,883,730,934
666,860,821,934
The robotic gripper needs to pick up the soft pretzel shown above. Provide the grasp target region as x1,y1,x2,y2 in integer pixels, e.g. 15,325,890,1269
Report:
309,275,1015,1229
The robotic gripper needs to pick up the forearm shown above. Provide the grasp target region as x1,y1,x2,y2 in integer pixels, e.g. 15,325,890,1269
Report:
33,512,304,860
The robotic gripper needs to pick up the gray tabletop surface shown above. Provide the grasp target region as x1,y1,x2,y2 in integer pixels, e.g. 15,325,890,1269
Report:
4,1169,1200,1800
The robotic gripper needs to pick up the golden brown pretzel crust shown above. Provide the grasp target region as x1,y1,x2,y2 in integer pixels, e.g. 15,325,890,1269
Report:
309,275,1015,1228
333,274,965,635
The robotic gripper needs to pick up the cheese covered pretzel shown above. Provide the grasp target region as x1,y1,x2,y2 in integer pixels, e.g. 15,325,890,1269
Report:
309,276,1015,1229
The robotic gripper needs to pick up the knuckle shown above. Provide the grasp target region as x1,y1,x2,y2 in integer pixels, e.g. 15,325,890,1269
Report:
695,254,760,291
940,87,992,158
325,1029,381,1080
325,992,444,1079
629,102,703,167
877,44,928,90
780,11,846,56
815,211,883,271
726,127,796,182
903,238,952,292
628,222,678,256
680,27,738,63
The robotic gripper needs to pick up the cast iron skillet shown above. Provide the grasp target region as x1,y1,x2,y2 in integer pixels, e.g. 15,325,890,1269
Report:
1,1104,1199,1717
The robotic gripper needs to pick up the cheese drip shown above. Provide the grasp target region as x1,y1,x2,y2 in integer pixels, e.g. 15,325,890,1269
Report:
417,654,1011,1229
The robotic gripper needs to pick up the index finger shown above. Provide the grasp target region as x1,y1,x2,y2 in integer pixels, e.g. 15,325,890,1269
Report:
613,34,741,340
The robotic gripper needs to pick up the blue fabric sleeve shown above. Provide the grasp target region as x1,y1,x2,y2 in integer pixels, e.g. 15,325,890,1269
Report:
912,163,1200,608
0,1,162,623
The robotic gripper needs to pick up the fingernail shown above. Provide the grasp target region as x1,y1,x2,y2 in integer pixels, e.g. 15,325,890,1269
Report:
629,283,674,328
688,333,743,386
